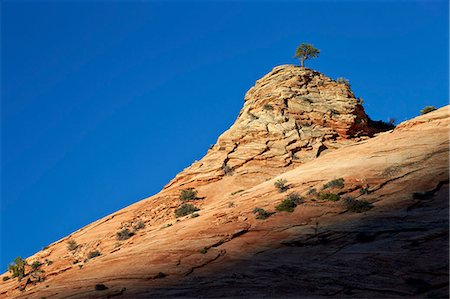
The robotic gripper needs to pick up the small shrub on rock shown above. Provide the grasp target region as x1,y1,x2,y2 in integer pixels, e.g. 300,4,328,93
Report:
116,228,134,241
200,247,208,254
31,261,43,271
263,104,274,111
360,186,369,195
87,250,101,259
67,240,78,252
342,197,373,213
322,178,345,189
95,284,108,291
175,203,200,218
420,106,437,115
2,276,10,281
274,178,288,192
8,257,27,281
319,193,341,201
133,220,145,231
222,164,233,176
336,77,350,86
179,188,198,201
252,207,273,220
275,192,303,212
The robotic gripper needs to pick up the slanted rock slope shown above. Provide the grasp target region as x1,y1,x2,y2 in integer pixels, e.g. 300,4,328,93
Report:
0,66,447,299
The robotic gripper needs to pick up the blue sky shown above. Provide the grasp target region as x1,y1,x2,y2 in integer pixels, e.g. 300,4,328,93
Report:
1,1,448,269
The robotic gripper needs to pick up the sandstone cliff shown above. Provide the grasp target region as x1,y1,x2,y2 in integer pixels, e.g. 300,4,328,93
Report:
0,66,447,299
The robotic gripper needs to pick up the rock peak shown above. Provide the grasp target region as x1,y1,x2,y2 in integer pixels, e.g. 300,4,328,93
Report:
165,65,372,190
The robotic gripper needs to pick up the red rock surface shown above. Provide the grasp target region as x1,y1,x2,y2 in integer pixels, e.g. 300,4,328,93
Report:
0,66,447,299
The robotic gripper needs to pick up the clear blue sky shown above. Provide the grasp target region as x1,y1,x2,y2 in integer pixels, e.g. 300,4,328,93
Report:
1,1,448,269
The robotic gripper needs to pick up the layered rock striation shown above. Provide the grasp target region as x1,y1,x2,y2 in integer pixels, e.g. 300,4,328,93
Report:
1,66,446,299
165,65,376,190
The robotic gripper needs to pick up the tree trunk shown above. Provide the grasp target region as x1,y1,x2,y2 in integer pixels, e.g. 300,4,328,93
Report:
301,57,305,67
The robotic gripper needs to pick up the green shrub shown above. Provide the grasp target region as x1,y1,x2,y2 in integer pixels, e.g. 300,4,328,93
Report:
222,164,233,176
336,77,350,86
179,188,198,201
319,193,340,201
116,228,134,241
322,178,345,189
274,178,288,192
2,276,10,281
275,192,303,212
200,247,208,254
175,203,200,218
95,284,108,291
45,259,53,266
420,106,437,115
360,186,369,195
342,197,373,213
133,220,145,231
8,257,27,281
31,261,43,271
252,207,274,220
87,250,101,259
67,240,78,252
161,223,172,228
191,213,200,218
307,188,318,196
263,104,274,110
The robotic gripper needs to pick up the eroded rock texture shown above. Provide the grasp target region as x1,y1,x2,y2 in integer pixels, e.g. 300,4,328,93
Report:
0,66,447,299
165,65,373,190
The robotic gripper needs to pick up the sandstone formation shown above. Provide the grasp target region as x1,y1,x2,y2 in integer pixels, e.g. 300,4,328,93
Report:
165,65,375,192
0,66,447,299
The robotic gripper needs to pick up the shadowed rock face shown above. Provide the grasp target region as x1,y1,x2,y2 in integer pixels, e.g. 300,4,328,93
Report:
0,66,447,299
165,65,374,191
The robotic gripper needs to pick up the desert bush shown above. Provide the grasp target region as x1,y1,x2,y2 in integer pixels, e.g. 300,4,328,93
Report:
263,104,274,110
200,247,208,254
274,178,288,192
191,213,200,218
2,276,10,281
133,220,145,231
336,77,350,86
95,284,108,291
175,203,200,218
222,164,233,176
307,188,318,196
319,192,341,201
45,259,53,266
275,192,303,212
87,250,101,259
8,257,27,281
342,197,373,213
322,178,345,189
360,186,369,195
179,188,198,201
161,223,172,228
116,228,134,241
252,207,273,220
31,261,43,271
67,240,78,252
420,106,437,115
367,117,396,131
